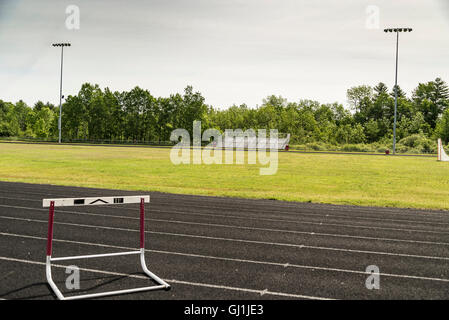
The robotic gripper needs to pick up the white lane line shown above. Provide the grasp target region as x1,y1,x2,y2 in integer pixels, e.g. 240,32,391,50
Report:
2,194,449,227
1,203,449,240
0,255,331,300
147,201,449,225
36,209,449,246
129,206,449,227
1,215,449,261
148,208,449,234
2,184,448,219
2,231,449,283
165,279,330,300
0,196,39,202
147,218,449,246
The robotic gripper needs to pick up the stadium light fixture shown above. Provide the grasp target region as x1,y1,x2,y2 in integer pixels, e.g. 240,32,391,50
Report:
383,27,412,155
52,43,71,144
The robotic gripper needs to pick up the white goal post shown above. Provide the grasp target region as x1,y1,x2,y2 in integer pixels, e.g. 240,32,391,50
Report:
437,138,449,162
43,195,170,300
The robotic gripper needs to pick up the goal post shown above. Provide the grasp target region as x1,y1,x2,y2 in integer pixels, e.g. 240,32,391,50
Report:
437,138,449,162
43,195,170,300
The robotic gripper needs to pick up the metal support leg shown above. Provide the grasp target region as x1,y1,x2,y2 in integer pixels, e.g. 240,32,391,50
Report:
139,198,171,290
46,201,65,299
45,197,170,300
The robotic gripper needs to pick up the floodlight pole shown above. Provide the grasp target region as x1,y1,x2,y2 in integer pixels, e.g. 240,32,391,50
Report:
52,43,71,144
384,28,412,154
393,30,399,155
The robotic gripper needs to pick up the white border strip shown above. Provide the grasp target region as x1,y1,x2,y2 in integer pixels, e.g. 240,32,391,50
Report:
42,195,149,207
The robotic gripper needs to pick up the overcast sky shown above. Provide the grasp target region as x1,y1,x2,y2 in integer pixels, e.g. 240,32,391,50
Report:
0,0,448,109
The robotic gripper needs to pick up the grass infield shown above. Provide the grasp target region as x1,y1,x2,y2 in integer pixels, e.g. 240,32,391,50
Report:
0,142,448,210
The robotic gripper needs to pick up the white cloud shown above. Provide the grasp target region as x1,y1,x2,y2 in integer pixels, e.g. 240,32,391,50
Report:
0,0,448,108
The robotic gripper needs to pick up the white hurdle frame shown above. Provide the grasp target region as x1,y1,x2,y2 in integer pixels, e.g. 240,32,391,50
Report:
43,195,170,300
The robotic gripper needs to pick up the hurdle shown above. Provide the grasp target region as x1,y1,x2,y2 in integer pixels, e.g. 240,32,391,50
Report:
43,195,170,300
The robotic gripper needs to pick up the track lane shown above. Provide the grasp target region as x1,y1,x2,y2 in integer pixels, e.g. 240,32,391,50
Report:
0,181,448,299
2,235,449,300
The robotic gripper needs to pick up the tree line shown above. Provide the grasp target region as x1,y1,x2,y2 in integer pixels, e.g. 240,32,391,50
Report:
1,78,449,152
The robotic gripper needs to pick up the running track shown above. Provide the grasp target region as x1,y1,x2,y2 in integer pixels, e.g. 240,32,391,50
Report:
0,181,448,300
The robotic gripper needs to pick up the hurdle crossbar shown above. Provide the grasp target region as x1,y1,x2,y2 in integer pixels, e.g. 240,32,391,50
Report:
43,195,170,300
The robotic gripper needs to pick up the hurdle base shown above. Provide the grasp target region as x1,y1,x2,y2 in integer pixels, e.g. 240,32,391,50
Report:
46,249,170,300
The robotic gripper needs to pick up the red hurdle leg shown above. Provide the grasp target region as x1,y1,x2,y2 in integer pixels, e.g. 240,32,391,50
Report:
46,201,55,256
138,197,170,291
140,197,145,249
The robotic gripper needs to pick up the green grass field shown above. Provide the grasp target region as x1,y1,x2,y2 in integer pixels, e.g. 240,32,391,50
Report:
1,142,449,210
